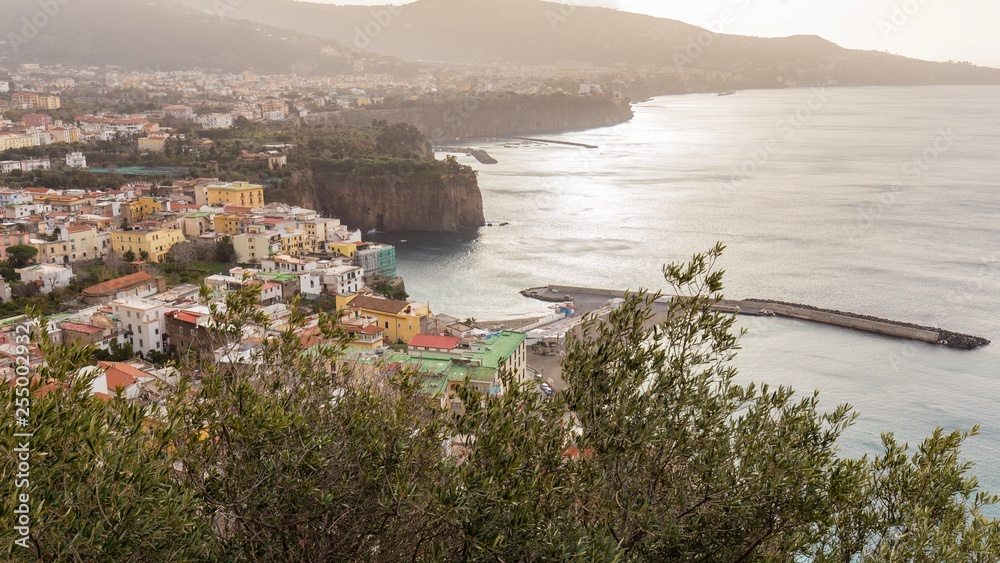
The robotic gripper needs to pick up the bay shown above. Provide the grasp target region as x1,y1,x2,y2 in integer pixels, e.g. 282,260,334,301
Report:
375,85,1000,494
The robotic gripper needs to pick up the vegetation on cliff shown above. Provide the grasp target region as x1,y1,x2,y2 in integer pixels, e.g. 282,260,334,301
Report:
264,122,485,232
0,121,486,233
311,92,635,141
3,247,1000,560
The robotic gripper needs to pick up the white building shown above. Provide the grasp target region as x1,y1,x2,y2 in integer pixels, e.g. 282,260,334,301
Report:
163,105,195,120
79,361,156,401
327,224,363,244
110,298,168,357
107,118,150,134
0,189,32,207
196,113,233,129
262,109,286,121
260,254,317,274
300,264,364,298
16,264,74,293
0,159,50,173
65,152,87,169
0,82,9,93
4,203,38,220
0,279,9,302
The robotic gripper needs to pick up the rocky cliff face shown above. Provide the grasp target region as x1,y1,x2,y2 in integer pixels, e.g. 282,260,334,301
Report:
273,165,484,233
306,95,634,141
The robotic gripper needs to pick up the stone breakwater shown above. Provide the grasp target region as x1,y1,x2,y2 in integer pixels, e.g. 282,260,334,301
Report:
520,286,991,351
743,299,991,350
438,148,498,164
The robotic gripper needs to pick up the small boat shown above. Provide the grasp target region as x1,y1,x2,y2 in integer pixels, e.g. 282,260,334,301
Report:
717,90,736,96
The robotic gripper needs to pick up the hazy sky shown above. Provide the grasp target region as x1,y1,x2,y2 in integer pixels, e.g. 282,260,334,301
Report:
313,0,1000,68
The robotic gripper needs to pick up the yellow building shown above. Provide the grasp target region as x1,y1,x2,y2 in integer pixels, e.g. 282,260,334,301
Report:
49,128,80,143
112,228,185,263
213,213,244,235
138,133,170,153
278,228,314,256
37,96,61,110
0,133,37,151
328,241,360,258
129,197,163,223
35,225,100,264
77,214,116,231
337,295,430,344
204,182,265,209
232,228,281,263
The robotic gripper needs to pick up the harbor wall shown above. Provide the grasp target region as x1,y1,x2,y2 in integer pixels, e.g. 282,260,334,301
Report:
745,301,940,343
521,286,990,350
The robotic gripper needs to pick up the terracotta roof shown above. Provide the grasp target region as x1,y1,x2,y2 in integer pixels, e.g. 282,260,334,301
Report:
65,224,92,233
82,272,155,296
170,310,204,325
61,322,104,334
345,324,383,336
409,334,461,350
349,295,411,315
98,361,149,390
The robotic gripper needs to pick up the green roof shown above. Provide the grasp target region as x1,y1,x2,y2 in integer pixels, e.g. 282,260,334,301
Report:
476,331,526,370
0,315,28,326
260,272,296,282
185,212,211,218
347,332,526,398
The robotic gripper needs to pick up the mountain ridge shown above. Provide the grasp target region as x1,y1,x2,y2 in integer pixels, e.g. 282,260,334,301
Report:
0,0,417,75
169,0,1000,87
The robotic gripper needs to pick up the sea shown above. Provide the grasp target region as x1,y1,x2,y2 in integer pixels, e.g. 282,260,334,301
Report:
374,85,1000,496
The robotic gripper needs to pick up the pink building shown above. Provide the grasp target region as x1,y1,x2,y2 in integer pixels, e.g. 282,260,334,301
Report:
0,231,32,262
22,113,53,128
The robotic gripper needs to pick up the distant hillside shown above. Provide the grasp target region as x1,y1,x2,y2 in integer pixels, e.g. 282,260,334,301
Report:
305,93,634,141
0,0,415,76
172,0,1000,87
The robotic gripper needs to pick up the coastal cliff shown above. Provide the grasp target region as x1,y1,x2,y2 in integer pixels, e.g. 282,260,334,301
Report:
271,163,484,233
257,123,485,233
306,94,634,141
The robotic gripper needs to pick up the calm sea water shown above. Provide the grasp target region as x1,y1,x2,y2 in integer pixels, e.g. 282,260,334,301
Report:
376,85,1000,494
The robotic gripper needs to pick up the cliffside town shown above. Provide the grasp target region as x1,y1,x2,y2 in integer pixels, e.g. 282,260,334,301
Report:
0,174,528,409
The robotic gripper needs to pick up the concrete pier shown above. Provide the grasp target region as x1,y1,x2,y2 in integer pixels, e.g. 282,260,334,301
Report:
438,147,498,164
521,286,991,351
511,137,599,149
